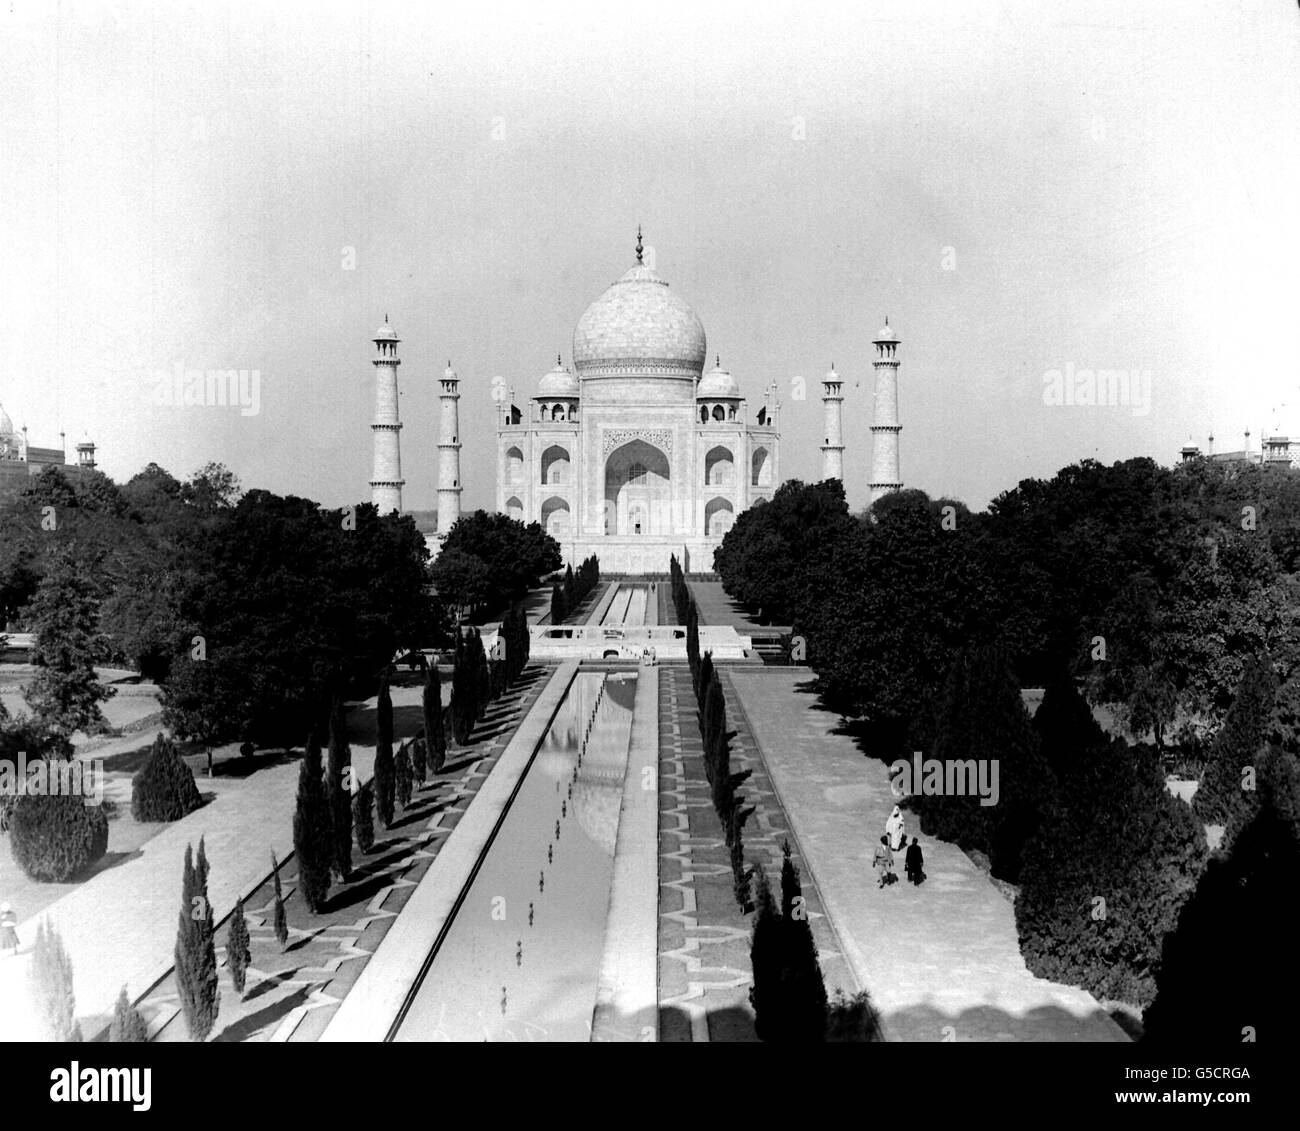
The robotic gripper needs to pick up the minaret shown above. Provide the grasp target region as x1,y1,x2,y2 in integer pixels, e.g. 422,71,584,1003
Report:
369,316,404,514
869,318,902,505
437,360,462,536
821,363,844,482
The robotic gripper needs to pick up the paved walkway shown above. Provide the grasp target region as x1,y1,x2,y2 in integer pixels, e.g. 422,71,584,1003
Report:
689,581,789,634
727,669,1128,1042
0,682,432,1041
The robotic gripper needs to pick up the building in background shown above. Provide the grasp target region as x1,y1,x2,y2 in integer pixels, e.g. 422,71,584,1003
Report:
0,402,98,504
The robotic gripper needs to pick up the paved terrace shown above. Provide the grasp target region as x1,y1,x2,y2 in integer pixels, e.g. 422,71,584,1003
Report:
726,669,1128,1042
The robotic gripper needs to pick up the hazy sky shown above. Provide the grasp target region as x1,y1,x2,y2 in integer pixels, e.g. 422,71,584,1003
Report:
2,0,1297,514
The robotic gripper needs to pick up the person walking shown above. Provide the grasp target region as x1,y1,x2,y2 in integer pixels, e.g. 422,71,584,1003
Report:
0,903,19,957
905,836,926,885
872,836,896,888
885,805,906,853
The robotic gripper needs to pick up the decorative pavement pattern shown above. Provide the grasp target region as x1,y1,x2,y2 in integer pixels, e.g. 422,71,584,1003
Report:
137,666,553,1043
657,663,857,1042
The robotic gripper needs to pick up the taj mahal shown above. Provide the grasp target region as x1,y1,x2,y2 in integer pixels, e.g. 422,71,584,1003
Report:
367,230,904,572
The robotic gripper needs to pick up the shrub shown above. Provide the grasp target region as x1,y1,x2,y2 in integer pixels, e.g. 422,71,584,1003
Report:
353,780,375,852
826,989,883,1041
130,734,202,822
9,793,109,882
109,986,148,1042
292,735,332,914
29,919,81,1041
174,839,218,1040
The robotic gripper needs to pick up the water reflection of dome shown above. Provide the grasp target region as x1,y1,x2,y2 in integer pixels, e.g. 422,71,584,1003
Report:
605,673,637,711
572,777,621,856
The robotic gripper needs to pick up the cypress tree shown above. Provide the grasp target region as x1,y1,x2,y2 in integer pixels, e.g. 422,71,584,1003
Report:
473,628,491,718
353,780,375,852
374,679,396,827
226,896,251,997
395,743,414,810
1195,655,1277,840
326,697,352,883
1034,666,1106,777
1016,737,1206,1006
28,918,81,1042
270,851,289,949
551,583,567,626
109,986,148,1042
424,659,447,772
411,732,427,781
564,563,575,608
292,733,332,913
175,839,219,1041
450,630,472,746
913,645,1053,883
779,840,828,1041
131,733,203,822
748,862,781,1041
1145,751,1300,1043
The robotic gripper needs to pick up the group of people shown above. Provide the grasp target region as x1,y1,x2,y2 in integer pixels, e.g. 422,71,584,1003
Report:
873,805,925,888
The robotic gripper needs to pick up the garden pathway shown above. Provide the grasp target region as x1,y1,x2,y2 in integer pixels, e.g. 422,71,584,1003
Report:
727,669,1129,1042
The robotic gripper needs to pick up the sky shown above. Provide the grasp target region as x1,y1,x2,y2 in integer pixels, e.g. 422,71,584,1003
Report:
2,0,1298,514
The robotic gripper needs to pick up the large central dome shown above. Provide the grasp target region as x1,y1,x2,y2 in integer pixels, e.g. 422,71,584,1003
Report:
572,257,707,380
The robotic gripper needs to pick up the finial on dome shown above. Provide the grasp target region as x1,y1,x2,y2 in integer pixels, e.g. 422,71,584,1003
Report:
385,313,389,323
557,353,562,367
715,355,720,368
636,225,643,264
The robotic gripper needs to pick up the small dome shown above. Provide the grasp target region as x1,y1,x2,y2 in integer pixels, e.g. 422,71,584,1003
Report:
0,403,12,436
697,358,740,399
536,357,579,399
443,361,457,379
373,317,398,341
874,320,898,343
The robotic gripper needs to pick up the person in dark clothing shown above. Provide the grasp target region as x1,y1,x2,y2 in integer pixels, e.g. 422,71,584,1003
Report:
904,836,925,885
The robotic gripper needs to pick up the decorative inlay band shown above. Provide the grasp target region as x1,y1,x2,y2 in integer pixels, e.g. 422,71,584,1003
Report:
602,428,674,457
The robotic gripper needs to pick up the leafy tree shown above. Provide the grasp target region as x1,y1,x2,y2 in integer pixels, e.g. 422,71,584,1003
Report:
22,550,115,737
429,548,492,621
436,510,561,611
292,734,332,914
270,851,289,949
131,733,203,821
29,919,82,1042
374,680,396,828
174,839,219,1041
226,897,251,997
109,986,148,1042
